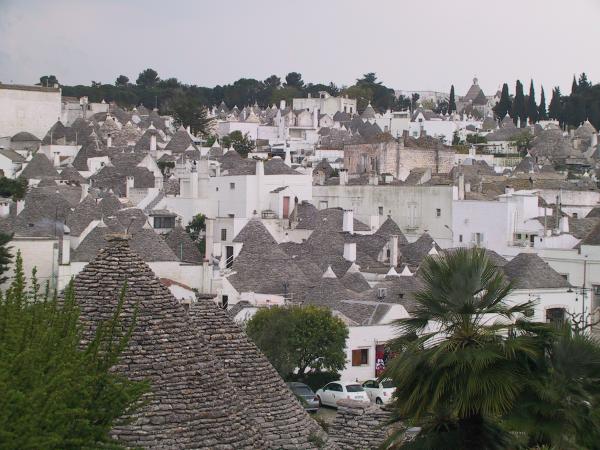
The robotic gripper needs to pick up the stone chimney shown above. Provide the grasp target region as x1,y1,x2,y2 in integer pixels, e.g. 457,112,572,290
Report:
0,200,10,218
458,173,465,200
592,133,598,148
125,176,134,198
107,134,112,148
53,152,60,167
61,226,70,265
368,173,379,185
80,183,89,201
284,147,292,167
339,169,348,186
190,163,199,199
204,217,214,261
343,209,354,234
389,235,399,267
150,133,157,152
505,186,514,195
343,242,356,262
560,216,570,233
280,100,286,110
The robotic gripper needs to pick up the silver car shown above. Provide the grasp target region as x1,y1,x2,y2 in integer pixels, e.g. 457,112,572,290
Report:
286,382,320,412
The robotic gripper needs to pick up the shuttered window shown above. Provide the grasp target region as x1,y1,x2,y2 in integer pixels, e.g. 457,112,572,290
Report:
352,349,369,366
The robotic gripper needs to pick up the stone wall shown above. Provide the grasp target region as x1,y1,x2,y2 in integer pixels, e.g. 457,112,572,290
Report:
343,141,454,178
328,399,401,449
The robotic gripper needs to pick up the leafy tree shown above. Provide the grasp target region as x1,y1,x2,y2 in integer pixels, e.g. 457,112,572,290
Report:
511,131,534,155
493,83,511,120
0,252,148,448
136,68,159,88
170,93,214,136
385,248,536,450
245,305,348,379
221,130,255,157
158,77,181,89
115,75,129,87
264,75,281,89
466,134,487,144
527,80,539,124
548,87,562,120
284,72,304,89
448,85,456,113
578,72,592,91
0,177,27,200
185,213,206,254
411,93,420,111
37,75,59,87
511,80,527,126
538,86,548,120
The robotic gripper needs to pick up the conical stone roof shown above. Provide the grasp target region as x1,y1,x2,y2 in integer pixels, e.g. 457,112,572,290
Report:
187,300,328,449
71,235,264,448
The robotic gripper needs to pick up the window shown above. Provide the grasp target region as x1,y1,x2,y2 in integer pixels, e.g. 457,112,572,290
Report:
352,348,369,366
436,208,441,217
345,384,364,392
229,182,235,190
319,201,328,210
546,307,566,324
363,380,376,388
220,228,227,241
378,206,384,216
573,213,578,218
221,295,228,309
328,383,343,392
459,234,463,243
153,216,175,229
474,232,484,245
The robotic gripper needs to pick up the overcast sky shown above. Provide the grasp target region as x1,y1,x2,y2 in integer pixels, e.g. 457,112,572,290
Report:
1,0,598,98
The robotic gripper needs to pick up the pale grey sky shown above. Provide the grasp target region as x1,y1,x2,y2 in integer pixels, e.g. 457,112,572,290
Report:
1,0,598,98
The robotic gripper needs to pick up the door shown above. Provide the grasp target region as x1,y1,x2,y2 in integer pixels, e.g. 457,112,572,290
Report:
329,383,341,406
225,246,234,268
283,196,290,219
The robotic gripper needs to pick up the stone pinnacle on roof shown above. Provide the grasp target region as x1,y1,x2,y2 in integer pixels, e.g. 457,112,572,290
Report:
322,265,337,278
70,234,264,448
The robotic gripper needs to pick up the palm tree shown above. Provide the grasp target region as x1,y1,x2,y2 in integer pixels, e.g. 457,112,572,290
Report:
506,325,600,449
385,248,537,450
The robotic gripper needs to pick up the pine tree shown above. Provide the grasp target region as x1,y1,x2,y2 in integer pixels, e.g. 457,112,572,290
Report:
493,83,511,120
527,80,538,124
448,85,456,113
578,72,592,91
548,87,562,120
511,80,527,127
538,86,548,121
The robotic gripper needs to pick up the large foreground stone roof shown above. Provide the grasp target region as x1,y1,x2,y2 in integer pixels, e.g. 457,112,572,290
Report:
71,235,264,449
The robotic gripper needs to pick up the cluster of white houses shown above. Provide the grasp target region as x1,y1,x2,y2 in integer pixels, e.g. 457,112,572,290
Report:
1,81,600,382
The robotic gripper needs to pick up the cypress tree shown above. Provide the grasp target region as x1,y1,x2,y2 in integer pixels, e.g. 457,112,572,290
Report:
493,83,511,120
448,85,456,114
548,87,562,120
511,80,526,127
527,80,538,124
538,87,548,121
571,75,578,95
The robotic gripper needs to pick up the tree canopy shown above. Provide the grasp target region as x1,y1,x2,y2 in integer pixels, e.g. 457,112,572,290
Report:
245,305,348,379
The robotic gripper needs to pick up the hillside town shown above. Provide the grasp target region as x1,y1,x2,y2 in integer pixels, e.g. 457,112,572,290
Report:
2,1,600,448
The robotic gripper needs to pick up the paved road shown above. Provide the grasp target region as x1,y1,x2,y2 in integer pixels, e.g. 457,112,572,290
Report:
314,406,337,424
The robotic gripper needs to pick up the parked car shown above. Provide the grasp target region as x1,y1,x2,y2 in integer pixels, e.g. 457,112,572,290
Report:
286,382,319,412
361,378,396,405
316,381,369,408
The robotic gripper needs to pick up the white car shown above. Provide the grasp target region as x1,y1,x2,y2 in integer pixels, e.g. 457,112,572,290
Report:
316,381,370,408
361,379,396,404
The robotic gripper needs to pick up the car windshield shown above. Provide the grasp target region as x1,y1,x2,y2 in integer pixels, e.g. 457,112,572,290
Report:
381,380,394,389
345,384,364,392
292,386,314,396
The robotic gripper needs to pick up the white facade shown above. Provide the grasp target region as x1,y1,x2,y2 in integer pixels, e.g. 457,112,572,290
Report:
0,84,61,139
313,184,455,246
293,92,357,116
